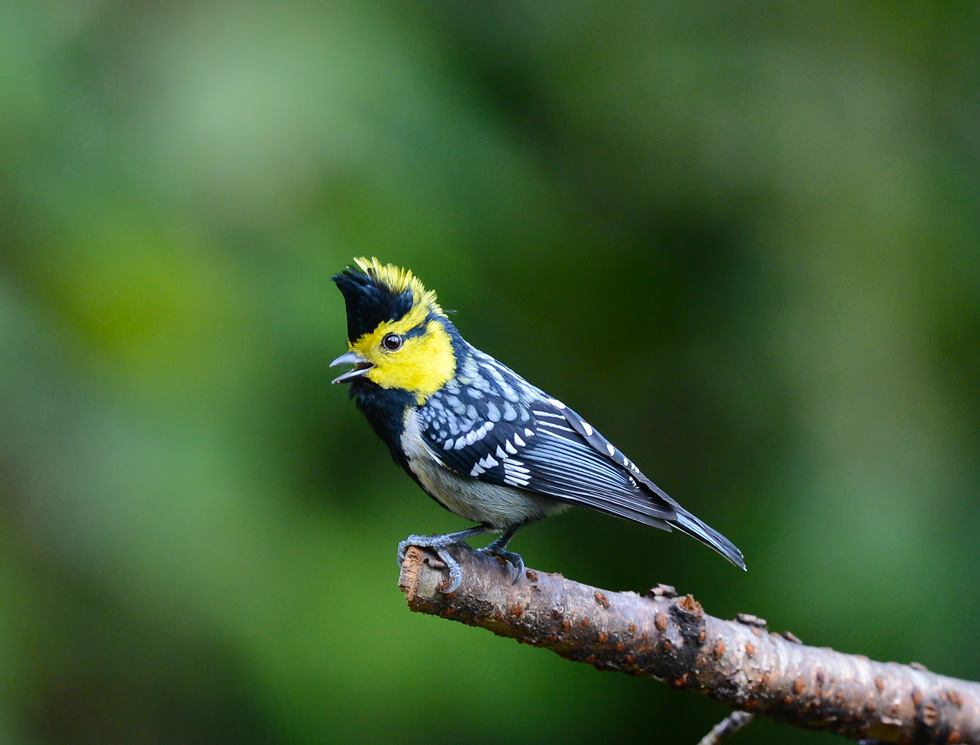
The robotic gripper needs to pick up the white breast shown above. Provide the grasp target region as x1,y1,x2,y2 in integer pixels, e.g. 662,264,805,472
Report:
399,409,567,529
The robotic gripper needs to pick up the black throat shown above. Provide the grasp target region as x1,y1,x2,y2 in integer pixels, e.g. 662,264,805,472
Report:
348,379,416,468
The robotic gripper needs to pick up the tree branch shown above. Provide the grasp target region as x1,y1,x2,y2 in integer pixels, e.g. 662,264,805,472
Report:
398,543,980,744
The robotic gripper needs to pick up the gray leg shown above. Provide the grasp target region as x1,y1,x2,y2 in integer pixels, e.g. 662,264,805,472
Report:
477,523,524,583
397,525,496,594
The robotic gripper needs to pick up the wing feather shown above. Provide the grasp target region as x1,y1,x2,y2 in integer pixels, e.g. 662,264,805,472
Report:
422,392,677,529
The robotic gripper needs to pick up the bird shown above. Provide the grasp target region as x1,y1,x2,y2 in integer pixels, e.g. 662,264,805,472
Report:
331,257,745,593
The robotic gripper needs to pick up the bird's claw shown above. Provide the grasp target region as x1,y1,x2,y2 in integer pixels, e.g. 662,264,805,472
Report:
478,544,524,584
396,536,417,565
396,534,464,594
436,548,463,594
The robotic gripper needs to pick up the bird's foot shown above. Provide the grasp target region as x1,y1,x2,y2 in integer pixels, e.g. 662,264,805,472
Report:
397,532,476,594
478,540,524,584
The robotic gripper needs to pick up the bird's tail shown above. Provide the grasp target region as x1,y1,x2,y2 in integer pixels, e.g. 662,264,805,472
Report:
670,505,746,570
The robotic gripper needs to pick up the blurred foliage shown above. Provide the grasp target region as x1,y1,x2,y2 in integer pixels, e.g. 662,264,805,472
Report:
1,2,979,743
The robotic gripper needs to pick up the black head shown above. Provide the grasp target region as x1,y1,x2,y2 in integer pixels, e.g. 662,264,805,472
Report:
332,258,425,342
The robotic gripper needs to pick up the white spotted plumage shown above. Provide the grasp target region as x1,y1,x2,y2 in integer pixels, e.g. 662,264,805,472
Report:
412,344,688,532
334,258,745,575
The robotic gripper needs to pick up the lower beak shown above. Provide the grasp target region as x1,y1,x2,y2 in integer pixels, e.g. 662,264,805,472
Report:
330,350,374,384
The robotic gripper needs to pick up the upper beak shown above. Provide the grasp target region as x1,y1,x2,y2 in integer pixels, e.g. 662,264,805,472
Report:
330,350,374,384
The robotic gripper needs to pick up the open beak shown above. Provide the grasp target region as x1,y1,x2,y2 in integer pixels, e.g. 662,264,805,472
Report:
330,350,374,384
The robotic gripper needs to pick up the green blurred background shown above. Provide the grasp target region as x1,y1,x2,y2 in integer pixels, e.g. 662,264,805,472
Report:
2,2,979,743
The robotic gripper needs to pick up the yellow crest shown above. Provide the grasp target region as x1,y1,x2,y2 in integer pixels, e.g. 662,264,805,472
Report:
353,257,444,318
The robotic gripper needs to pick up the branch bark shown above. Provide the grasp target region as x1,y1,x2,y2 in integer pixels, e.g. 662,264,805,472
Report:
398,543,980,744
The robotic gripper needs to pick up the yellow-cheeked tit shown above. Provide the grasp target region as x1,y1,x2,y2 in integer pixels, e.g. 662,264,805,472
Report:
332,258,744,592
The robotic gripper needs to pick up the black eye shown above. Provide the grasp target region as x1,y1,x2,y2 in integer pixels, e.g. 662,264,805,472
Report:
382,333,403,351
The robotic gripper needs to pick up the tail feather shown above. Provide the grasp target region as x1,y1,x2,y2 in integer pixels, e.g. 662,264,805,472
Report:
670,506,746,570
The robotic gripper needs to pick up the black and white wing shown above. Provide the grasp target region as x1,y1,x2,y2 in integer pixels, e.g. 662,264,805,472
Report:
418,350,745,568
420,367,678,530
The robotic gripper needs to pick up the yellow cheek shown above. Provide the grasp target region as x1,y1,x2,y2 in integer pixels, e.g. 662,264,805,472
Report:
362,320,456,403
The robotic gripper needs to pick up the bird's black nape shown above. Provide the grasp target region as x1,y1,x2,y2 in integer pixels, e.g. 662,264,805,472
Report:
332,267,413,342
